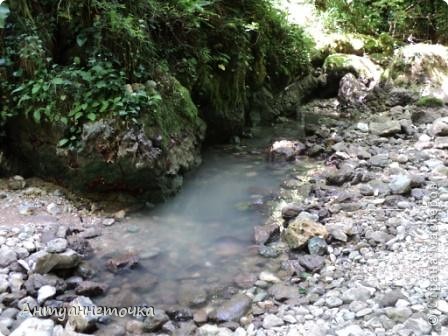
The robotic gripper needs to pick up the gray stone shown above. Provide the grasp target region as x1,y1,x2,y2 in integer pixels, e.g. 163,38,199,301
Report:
37,285,56,303
435,136,448,149
325,165,354,186
335,324,365,336
403,318,432,336
0,246,17,267
30,249,81,274
281,203,303,220
384,307,413,322
197,324,233,336
143,309,169,332
431,117,448,136
8,176,26,191
46,238,68,253
389,175,412,194
378,290,407,307
342,286,372,303
46,203,61,216
10,318,54,336
308,237,328,256
262,314,284,329
211,293,252,322
68,296,101,332
298,255,325,273
75,281,107,297
370,120,402,136
325,296,343,308
268,283,299,301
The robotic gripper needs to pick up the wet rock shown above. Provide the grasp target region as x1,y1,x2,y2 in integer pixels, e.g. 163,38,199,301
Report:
79,227,101,239
259,244,282,258
0,246,17,267
268,283,299,301
283,218,327,250
268,140,306,161
259,271,280,283
106,252,139,272
281,260,305,275
143,309,169,332
10,317,54,336
46,238,68,253
262,314,284,329
254,223,279,245
37,285,56,303
233,273,257,289
325,165,354,186
281,203,303,220
68,296,101,332
370,119,402,136
389,175,412,194
8,176,26,191
297,255,325,273
178,285,207,306
30,249,81,274
75,281,107,297
211,294,252,322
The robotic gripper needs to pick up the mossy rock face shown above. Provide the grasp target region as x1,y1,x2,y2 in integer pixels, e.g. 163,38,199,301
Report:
416,96,445,107
313,33,396,66
387,44,448,103
5,74,205,202
323,53,382,85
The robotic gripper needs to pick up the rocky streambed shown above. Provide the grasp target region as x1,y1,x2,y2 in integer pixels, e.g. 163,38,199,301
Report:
1,87,448,335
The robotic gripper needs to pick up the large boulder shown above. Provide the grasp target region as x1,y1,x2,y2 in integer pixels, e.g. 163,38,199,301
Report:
323,53,382,91
5,74,205,202
387,43,448,103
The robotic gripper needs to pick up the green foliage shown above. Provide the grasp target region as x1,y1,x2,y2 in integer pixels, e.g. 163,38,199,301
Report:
416,96,445,107
9,59,161,148
1,0,313,142
319,0,448,43
0,3,10,29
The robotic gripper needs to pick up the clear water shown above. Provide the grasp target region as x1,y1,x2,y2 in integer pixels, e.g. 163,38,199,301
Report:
91,125,306,309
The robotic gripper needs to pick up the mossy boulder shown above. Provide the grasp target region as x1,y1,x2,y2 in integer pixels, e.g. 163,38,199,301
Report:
5,74,205,202
323,53,382,86
387,43,448,103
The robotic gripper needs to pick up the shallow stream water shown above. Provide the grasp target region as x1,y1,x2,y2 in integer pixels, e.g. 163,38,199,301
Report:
91,124,308,311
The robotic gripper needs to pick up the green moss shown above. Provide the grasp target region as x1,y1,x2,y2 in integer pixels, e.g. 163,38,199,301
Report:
416,96,445,107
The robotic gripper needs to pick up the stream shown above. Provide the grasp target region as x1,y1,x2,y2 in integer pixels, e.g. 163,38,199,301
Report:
91,123,309,312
